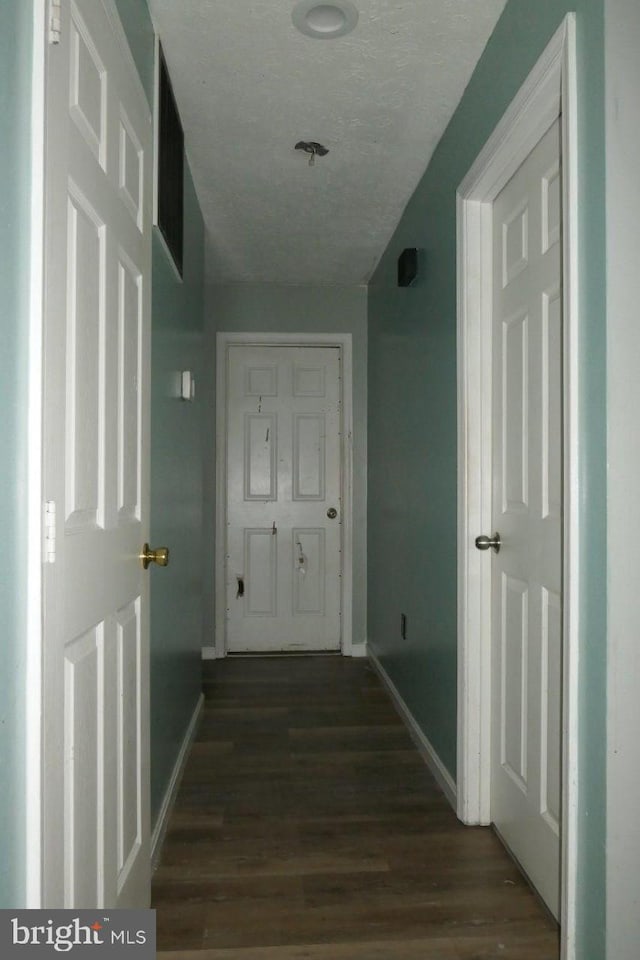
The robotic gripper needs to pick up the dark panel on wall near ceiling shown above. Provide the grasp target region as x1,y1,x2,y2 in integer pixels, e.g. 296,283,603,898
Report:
397,248,418,287
158,44,184,276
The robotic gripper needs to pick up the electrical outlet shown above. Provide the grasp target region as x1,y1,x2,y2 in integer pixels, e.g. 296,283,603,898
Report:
400,613,407,639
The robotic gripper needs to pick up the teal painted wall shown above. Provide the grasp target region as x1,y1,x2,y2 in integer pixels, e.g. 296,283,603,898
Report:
113,0,155,106
150,170,205,825
0,0,33,909
367,1,606,955
114,0,207,825
204,283,368,651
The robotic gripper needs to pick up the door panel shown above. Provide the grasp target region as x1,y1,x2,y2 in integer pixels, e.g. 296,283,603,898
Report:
65,186,105,529
502,311,529,512
117,255,143,521
500,573,528,790
226,345,342,652
293,414,326,500
540,587,562,834
491,118,563,918
244,529,278,616
115,599,142,891
293,363,326,397
64,624,103,905
43,0,152,908
69,9,107,168
542,289,562,520
245,414,277,500
293,529,326,616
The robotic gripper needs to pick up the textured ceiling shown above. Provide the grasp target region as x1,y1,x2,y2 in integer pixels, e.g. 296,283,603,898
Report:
146,0,507,284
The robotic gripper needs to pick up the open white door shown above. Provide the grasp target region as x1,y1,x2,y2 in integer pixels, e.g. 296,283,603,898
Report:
457,17,579,954
489,118,563,918
42,0,153,907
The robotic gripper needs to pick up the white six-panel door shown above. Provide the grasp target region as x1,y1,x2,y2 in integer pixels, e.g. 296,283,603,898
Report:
42,0,152,907
490,118,563,918
226,345,342,652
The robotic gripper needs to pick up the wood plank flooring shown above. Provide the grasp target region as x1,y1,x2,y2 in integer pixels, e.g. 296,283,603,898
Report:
153,656,559,959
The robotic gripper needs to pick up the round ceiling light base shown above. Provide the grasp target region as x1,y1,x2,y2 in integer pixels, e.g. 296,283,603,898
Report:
292,1,359,40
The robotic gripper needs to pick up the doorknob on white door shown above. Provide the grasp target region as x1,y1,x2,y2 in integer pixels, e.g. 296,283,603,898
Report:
327,507,338,519
475,533,501,554
140,543,170,569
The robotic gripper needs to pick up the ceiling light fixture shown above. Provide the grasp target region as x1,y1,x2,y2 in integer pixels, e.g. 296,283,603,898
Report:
295,140,330,166
292,1,359,40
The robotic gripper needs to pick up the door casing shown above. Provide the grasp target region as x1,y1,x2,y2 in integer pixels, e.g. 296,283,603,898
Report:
26,0,47,907
456,15,578,959
214,333,354,658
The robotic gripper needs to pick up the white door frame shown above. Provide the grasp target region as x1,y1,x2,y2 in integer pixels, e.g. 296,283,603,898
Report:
456,14,578,958
26,0,47,907
214,332,354,658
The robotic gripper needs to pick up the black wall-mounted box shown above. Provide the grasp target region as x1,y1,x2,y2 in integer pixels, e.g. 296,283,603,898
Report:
397,248,418,287
157,44,184,277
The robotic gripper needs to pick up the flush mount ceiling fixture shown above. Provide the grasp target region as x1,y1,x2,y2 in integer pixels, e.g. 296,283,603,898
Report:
295,140,330,166
292,1,359,39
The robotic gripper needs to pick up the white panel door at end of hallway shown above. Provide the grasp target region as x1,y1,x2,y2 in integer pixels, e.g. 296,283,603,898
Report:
226,345,342,652
42,0,152,908
490,118,563,919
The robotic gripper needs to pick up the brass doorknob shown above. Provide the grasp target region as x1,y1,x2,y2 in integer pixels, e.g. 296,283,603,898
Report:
141,543,170,570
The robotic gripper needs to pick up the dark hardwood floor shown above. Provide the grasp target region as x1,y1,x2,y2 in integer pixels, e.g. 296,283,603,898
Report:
152,656,559,959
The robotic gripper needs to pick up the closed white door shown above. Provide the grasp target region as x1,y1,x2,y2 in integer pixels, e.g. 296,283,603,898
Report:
490,118,562,917
42,0,152,907
226,345,342,652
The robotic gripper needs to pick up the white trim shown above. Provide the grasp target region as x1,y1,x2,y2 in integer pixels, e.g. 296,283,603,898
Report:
214,332,354,658
369,649,457,811
349,642,368,659
559,20,580,955
199,645,378,660
152,33,160,228
456,15,578,958
455,189,493,827
150,693,205,870
458,36,563,201
26,0,47,909
605,1,640,954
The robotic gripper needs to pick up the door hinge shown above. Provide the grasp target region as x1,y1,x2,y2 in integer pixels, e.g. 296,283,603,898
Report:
49,0,62,45
44,500,57,564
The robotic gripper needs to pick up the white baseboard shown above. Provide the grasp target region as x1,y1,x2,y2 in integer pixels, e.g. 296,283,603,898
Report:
150,693,205,869
349,642,368,658
202,645,367,659
368,649,458,812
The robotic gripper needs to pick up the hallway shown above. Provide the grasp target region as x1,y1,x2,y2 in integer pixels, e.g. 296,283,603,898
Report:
152,657,558,958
